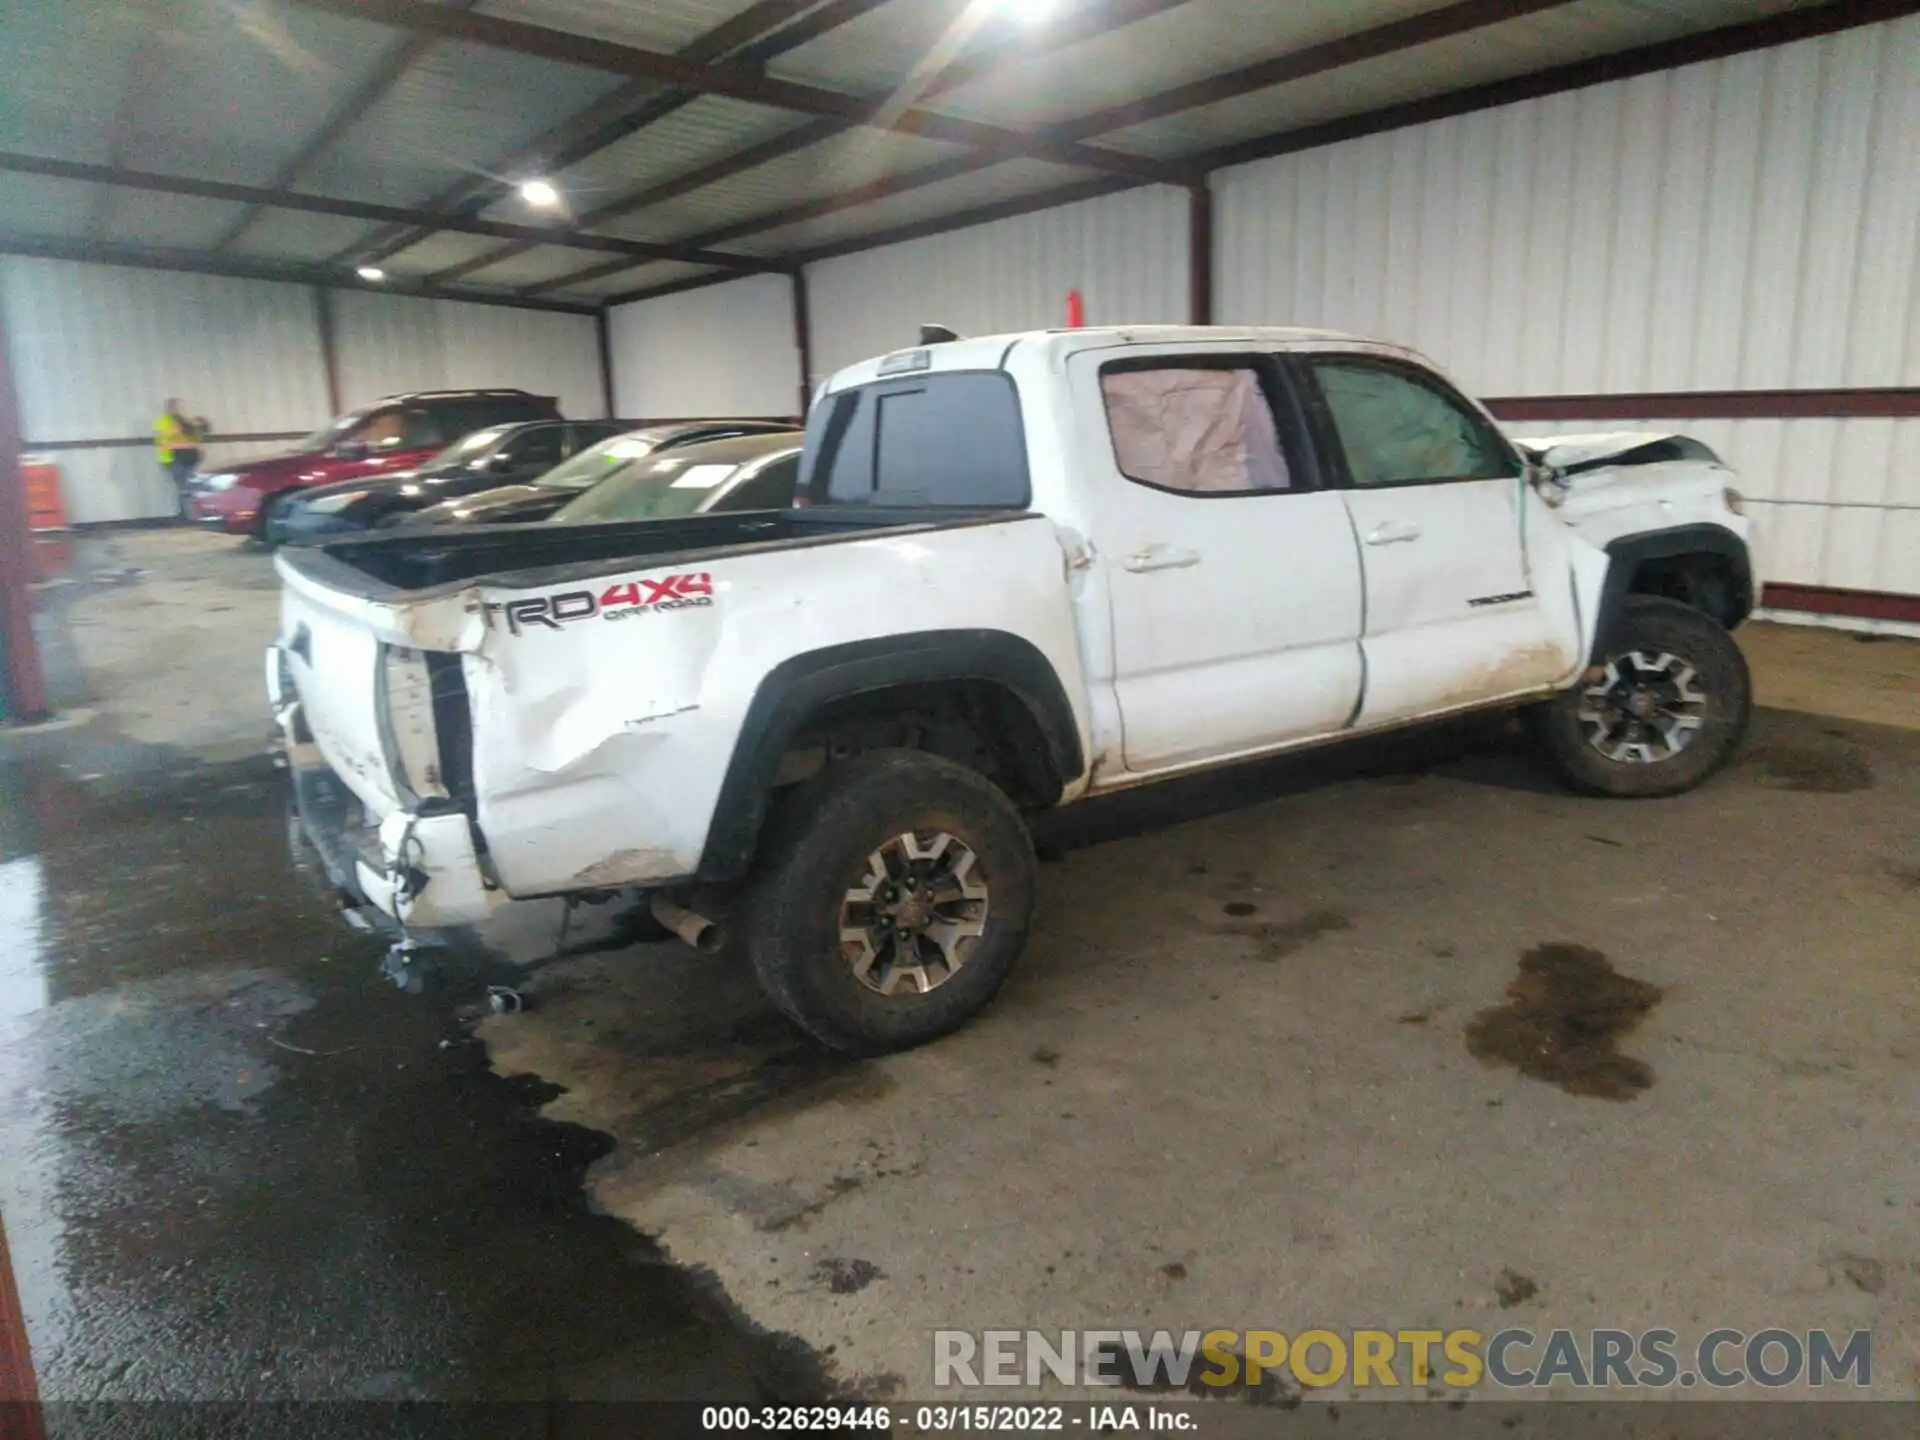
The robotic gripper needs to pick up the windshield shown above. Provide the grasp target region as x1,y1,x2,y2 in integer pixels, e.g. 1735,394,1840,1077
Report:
531,433,661,493
550,454,746,523
431,425,513,467
297,412,366,451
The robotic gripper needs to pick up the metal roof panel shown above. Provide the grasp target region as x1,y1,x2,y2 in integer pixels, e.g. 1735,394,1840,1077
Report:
739,156,1090,255
609,128,968,243
300,39,630,208
489,97,808,226
1101,0,1819,157
226,210,382,265
477,0,784,52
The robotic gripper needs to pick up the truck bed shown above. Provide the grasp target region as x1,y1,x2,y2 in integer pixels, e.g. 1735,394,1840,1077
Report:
288,508,1028,599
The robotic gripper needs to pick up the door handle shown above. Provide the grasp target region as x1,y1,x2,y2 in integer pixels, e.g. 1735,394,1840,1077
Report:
1364,520,1422,546
1122,545,1201,573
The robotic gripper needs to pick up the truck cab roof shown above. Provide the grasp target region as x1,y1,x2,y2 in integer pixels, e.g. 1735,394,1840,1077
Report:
825,325,1416,394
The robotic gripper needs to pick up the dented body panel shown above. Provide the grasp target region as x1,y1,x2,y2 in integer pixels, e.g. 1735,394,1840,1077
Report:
270,326,1752,933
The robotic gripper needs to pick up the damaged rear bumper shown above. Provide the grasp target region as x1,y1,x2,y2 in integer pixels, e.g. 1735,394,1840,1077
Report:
270,650,500,930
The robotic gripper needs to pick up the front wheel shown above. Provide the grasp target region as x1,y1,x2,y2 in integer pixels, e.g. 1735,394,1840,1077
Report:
1533,595,1752,798
738,750,1036,1056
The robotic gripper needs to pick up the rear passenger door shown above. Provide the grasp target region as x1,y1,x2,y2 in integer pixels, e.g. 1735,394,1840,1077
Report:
1070,348,1366,774
1294,354,1576,726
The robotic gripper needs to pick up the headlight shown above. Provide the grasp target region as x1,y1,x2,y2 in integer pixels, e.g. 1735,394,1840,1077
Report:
1723,487,1747,516
202,473,239,492
305,489,370,514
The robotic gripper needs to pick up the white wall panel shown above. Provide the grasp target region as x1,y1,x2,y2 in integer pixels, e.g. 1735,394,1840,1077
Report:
606,275,800,420
1,257,331,521
1217,16,1920,398
1,258,327,442
2,258,607,520
330,291,603,419
804,185,1190,377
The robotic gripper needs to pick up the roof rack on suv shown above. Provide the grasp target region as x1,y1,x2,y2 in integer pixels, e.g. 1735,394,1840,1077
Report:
375,388,544,403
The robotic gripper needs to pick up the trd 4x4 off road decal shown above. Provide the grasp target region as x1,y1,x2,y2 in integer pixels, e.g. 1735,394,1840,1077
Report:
485,572,714,634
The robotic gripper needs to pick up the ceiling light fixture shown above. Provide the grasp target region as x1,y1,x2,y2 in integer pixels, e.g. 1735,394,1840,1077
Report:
519,178,561,208
356,265,387,282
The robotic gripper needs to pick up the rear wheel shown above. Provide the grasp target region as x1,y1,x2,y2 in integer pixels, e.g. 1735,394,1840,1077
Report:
1534,595,1751,798
739,750,1036,1055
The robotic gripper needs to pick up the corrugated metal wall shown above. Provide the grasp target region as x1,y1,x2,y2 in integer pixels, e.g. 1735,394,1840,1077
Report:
1,258,329,522
1215,14,1920,598
330,291,603,419
804,185,1192,377
605,274,800,420
0,258,607,521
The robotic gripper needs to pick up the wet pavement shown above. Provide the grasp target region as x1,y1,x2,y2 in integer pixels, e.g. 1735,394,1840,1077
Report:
0,748,833,1427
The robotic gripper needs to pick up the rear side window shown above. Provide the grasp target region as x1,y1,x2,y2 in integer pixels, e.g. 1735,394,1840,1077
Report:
802,372,1029,508
723,454,801,511
498,425,565,470
1100,364,1293,494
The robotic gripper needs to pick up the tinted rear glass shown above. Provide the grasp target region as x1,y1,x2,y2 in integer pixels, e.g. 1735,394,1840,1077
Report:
801,372,1028,508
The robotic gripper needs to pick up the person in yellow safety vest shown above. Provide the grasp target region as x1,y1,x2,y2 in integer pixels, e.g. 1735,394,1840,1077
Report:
155,398,211,520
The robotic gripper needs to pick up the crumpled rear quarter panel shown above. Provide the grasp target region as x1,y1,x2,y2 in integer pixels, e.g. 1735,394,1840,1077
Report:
464,517,1088,896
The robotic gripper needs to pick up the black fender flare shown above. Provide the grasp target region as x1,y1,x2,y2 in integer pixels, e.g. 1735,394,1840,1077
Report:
697,629,1086,882
1590,523,1754,662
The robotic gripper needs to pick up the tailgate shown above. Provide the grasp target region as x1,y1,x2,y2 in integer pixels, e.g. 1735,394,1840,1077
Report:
272,553,479,820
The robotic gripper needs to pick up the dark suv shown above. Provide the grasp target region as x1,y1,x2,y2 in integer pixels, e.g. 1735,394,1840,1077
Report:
265,419,645,544
192,388,561,537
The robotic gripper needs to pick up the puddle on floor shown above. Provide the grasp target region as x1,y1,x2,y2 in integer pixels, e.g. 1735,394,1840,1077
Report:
1466,943,1663,1100
0,751,842,1416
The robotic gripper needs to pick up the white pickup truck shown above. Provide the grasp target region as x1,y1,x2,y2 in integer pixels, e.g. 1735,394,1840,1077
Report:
270,325,1757,1054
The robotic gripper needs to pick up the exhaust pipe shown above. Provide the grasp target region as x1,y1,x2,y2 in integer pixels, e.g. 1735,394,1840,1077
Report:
650,893,725,955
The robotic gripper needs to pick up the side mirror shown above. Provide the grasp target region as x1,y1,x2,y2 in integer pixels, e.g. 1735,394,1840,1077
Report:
331,438,370,461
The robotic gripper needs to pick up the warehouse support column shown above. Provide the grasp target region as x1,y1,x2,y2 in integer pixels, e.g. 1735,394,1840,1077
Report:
0,303,48,725
312,287,342,416
0,1210,44,1440
1188,180,1214,327
792,268,814,422
595,309,617,419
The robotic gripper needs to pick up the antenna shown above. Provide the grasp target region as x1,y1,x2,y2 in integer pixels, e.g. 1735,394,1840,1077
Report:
919,324,961,345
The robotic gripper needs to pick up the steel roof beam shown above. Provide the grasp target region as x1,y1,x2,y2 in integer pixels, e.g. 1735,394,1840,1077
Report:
416,0,910,286
523,0,1566,298
343,0,863,268
213,0,485,252
518,0,1197,296
0,151,783,273
284,0,1192,183
0,232,598,314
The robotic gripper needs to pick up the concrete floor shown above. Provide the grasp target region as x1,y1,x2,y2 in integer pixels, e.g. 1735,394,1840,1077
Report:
3,529,1916,1414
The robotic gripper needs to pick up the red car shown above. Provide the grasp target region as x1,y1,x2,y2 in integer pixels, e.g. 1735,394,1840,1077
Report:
192,388,561,537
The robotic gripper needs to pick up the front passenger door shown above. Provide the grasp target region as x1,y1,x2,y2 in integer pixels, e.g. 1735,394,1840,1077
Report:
1300,356,1577,727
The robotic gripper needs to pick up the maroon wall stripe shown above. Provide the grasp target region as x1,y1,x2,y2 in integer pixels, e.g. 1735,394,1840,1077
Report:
1762,584,1920,626
1487,389,1920,421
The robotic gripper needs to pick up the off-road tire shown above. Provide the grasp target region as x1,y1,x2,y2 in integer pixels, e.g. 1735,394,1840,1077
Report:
739,749,1036,1055
1534,595,1752,798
